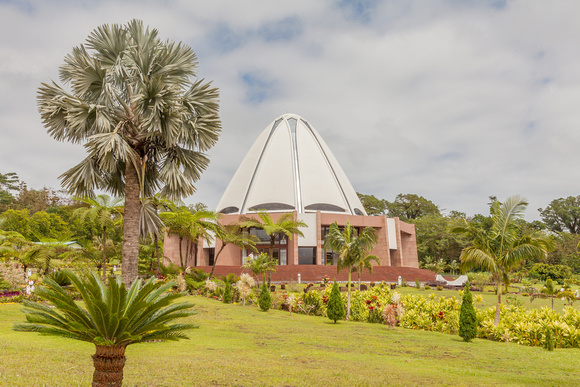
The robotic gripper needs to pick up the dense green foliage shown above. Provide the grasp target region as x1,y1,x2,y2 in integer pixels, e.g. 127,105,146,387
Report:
459,283,478,342
326,280,345,323
530,263,572,282
258,282,272,312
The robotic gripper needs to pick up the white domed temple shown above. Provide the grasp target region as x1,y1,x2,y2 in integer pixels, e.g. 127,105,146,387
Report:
164,114,421,280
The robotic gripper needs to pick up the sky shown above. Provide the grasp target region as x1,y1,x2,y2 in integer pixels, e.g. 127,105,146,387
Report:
1,0,579,220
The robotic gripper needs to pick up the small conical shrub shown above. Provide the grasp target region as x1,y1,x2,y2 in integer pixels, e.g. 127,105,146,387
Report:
459,282,478,342
223,281,232,304
543,327,555,351
327,280,345,323
258,282,272,312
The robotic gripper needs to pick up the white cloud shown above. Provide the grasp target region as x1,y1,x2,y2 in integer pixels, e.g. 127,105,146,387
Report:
1,0,579,220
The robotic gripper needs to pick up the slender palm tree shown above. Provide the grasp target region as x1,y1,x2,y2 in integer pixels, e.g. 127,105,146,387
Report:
37,20,221,286
74,194,123,278
160,208,218,270
14,270,196,387
240,211,306,287
351,252,380,291
242,252,275,287
139,194,177,272
324,221,378,319
209,222,258,280
450,195,553,325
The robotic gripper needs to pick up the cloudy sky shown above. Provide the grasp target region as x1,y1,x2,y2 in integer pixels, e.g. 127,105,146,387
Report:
1,0,579,219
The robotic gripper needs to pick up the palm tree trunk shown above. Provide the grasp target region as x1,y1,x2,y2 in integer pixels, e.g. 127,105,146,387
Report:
102,225,107,280
347,269,352,319
154,234,160,272
494,280,502,325
209,244,226,280
122,162,140,287
92,345,126,387
358,269,361,291
268,236,275,288
179,236,184,270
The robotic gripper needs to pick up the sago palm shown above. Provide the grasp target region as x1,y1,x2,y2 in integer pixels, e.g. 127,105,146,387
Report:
324,221,378,319
13,270,196,387
450,195,553,325
37,20,221,286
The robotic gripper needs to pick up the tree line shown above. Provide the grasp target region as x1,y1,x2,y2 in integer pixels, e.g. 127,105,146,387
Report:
357,192,580,275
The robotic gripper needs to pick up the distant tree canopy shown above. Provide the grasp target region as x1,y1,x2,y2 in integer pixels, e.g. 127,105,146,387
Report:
357,193,440,220
539,196,580,234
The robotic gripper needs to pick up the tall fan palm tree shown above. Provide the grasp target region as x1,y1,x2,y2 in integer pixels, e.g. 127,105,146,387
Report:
324,221,378,319
37,20,221,286
74,194,124,278
450,195,553,325
160,208,218,270
240,211,307,287
14,270,196,387
209,222,258,280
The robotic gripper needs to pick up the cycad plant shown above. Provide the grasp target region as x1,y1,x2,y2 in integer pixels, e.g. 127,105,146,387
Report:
13,270,197,386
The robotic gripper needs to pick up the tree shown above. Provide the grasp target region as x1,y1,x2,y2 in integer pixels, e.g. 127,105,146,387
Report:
351,251,380,291
240,211,306,287
450,195,553,325
323,221,378,319
0,172,19,208
242,252,275,286
258,282,272,312
74,195,123,278
356,192,388,215
209,222,258,280
139,194,176,272
29,211,70,240
412,213,468,267
327,280,345,323
14,270,196,386
386,194,440,221
459,282,478,342
160,208,218,270
539,196,580,234
37,20,221,286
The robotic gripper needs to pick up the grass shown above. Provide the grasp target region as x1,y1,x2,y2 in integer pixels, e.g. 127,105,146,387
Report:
1,295,580,386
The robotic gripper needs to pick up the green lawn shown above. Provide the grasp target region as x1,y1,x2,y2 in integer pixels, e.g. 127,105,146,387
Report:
1,296,579,386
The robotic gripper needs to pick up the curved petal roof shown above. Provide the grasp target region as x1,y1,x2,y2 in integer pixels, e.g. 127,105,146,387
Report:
216,113,367,216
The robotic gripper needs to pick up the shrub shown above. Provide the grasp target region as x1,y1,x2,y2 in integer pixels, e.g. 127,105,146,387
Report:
223,281,232,304
530,263,572,282
424,285,431,290
301,290,323,315
436,286,443,291
258,283,272,311
459,282,478,342
327,280,345,323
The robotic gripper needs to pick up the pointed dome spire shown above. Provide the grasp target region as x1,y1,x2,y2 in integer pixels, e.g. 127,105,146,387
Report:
217,114,367,216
